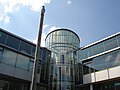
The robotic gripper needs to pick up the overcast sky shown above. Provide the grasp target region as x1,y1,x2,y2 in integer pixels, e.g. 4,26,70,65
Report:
0,0,120,47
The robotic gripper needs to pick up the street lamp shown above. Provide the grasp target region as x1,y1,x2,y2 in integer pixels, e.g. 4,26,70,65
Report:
30,6,45,90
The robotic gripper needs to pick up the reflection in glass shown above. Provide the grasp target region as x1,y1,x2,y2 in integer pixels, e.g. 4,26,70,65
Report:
46,29,80,90
16,54,30,70
92,42,104,55
106,49,120,68
31,45,35,56
0,31,7,44
117,34,120,46
0,46,3,61
81,47,92,59
2,49,17,66
104,37,118,51
83,60,94,74
93,55,106,71
29,60,34,71
19,41,31,54
6,35,20,50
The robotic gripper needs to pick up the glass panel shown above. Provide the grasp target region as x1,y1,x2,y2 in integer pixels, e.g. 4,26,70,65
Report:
6,35,20,50
104,37,118,51
92,42,104,55
106,49,120,68
0,31,7,44
117,34,120,46
93,55,106,71
45,30,80,90
29,60,34,71
81,47,92,59
19,41,31,54
83,60,94,74
16,54,30,70
31,45,35,56
0,46,3,61
2,49,17,66
39,49,43,60
81,49,88,59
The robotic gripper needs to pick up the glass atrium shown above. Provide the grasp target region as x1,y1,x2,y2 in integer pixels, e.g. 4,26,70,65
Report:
45,29,80,90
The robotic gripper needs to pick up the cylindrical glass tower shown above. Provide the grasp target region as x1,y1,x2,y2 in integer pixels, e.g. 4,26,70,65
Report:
45,29,80,90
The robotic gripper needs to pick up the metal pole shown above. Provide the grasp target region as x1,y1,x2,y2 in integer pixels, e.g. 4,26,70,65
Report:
30,6,45,90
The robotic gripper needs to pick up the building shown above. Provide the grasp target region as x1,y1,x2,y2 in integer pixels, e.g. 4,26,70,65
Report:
45,29,80,90
0,28,120,90
0,28,51,90
76,32,120,90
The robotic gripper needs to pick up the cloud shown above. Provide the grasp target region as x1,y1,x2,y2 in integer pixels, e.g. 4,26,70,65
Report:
67,0,72,5
33,24,49,46
4,16,10,23
33,32,46,47
106,53,120,66
0,0,51,23
43,24,49,31
32,25,61,47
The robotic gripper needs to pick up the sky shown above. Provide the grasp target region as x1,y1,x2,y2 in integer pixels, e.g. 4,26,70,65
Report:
0,0,120,47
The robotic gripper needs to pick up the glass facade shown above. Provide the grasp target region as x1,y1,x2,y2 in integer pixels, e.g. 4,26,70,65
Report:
45,29,80,90
80,35,120,60
74,32,120,90
75,63,83,85
83,49,120,75
1,49,17,66
6,35,20,50
0,31,7,44
16,54,30,70
0,28,120,90
0,28,51,90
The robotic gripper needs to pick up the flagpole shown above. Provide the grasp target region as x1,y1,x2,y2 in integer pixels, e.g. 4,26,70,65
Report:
30,6,45,90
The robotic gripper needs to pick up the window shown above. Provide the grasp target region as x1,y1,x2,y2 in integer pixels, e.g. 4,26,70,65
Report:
81,48,92,59
16,54,30,70
92,42,104,55
0,46,3,61
83,60,94,74
93,55,107,71
29,60,34,71
6,35,20,50
104,37,118,51
106,49,120,68
60,54,64,64
19,41,31,54
0,31,7,44
117,34,120,46
39,49,43,60
2,49,17,66
31,45,36,56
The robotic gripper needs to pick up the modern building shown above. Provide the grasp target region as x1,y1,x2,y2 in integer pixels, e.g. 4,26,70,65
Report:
0,28,120,90
76,32,120,90
45,29,80,90
0,28,51,90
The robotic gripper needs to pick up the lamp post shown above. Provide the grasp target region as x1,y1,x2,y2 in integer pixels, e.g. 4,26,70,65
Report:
30,6,45,90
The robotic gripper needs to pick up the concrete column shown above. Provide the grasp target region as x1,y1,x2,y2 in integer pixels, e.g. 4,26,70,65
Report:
90,84,93,90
